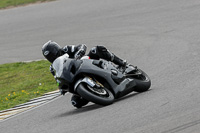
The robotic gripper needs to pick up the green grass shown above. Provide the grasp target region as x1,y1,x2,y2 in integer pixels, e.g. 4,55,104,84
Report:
0,60,58,111
0,0,54,9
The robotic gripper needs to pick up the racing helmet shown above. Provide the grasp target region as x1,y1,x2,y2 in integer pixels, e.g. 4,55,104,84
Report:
42,40,63,63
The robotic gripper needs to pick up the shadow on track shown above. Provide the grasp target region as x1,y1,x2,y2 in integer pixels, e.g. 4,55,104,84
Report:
56,104,104,117
56,89,152,118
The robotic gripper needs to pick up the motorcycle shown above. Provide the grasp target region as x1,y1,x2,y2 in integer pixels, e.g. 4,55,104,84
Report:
52,54,151,108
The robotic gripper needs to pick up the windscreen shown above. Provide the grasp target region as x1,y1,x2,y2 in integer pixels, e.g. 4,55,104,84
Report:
52,54,69,78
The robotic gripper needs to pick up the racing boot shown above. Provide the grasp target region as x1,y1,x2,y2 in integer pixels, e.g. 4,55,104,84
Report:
111,54,127,72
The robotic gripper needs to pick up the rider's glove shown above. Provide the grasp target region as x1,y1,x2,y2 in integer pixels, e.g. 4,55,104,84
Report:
75,49,85,59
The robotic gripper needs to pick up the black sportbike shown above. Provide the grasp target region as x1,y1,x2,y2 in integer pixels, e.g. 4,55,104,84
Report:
52,54,151,108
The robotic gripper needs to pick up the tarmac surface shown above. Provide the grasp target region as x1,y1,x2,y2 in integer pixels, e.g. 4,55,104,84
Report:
1,0,200,133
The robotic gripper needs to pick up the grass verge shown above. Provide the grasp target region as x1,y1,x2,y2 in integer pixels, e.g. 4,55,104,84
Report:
0,0,54,9
0,60,58,111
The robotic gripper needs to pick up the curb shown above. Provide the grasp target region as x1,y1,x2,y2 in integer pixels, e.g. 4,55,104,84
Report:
0,90,61,121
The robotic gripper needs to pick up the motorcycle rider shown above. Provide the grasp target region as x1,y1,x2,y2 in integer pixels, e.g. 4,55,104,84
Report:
42,40,127,108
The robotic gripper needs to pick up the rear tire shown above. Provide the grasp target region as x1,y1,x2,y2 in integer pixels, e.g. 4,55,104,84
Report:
77,83,114,106
131,69,151,92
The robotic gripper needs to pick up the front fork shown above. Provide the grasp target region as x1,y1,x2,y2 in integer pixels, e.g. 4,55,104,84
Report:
74,77,96,92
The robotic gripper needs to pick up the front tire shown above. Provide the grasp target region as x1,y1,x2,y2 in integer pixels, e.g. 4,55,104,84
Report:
76,83,114,106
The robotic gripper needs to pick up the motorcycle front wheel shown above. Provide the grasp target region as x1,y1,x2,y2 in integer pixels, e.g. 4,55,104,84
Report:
76,83,114,106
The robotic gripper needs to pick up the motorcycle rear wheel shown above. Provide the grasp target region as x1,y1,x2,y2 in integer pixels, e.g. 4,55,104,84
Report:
131,69,151,92
77,83,114,106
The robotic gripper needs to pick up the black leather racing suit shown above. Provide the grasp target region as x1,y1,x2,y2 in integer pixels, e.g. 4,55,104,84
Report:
50,44,126,79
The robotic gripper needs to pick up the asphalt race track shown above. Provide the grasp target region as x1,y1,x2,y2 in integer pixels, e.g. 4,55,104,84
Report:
1,0,200,132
